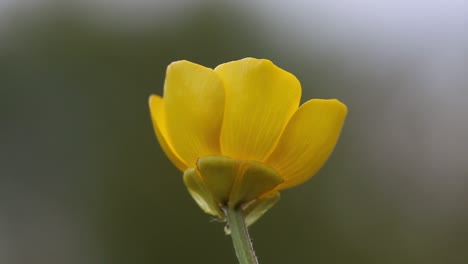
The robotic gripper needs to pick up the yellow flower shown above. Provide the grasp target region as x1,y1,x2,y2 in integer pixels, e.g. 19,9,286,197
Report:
149,58,347,226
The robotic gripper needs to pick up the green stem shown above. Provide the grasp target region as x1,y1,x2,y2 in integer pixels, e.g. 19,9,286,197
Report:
225,207,258,264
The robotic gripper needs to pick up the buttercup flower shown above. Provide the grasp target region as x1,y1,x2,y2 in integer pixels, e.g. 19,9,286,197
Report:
149,58,347,227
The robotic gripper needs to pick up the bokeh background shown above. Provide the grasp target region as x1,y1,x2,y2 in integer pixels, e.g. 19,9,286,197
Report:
2,1,468,263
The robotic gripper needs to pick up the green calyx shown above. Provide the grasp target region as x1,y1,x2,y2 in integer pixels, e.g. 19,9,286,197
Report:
183,156,283,228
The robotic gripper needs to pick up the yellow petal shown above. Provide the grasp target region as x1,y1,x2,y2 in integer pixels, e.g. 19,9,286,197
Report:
215,58,301,161
266,99,347,190
164,60,225,167
149,95,188,171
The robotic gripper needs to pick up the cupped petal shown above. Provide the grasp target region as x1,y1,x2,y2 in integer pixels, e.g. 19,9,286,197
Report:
149,95,188,171
265,99,347,190
164,60,225,167
215,58,301,161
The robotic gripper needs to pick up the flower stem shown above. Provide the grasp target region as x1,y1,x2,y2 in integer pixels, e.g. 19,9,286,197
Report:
225,207,258,264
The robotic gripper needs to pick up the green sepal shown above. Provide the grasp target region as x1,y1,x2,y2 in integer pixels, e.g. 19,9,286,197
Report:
183,168,224,218
228,160,283,208
196,156,237,206
224,191,280,234
243,191,280,227
183,156,284,225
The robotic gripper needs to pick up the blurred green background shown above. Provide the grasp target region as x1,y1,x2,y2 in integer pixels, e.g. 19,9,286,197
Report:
2,1,468,263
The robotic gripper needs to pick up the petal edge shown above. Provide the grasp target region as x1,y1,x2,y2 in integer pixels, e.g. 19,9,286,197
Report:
266,99,347,189
164,60,225,167
215,58,301,161
149,95,188,171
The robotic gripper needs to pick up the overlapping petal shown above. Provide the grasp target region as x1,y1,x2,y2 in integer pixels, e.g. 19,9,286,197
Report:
266,99,347,190
150,58,348,224
215,58,301,161
148,95,188,171
163,60,225,167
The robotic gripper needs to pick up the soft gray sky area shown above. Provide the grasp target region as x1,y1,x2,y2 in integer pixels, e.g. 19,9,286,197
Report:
5,0,466,87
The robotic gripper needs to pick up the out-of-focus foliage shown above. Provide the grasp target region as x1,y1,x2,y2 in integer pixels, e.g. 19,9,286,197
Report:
1,2,467,264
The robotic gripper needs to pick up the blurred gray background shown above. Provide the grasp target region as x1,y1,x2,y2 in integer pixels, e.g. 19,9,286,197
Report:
1,1,468,263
